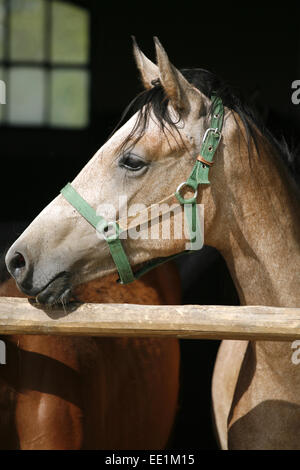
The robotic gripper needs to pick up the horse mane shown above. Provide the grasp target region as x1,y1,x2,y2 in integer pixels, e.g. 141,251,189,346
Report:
111,68,300,186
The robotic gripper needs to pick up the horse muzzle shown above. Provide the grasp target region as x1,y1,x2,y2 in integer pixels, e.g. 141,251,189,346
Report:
5,247,72,305
34,271,72,305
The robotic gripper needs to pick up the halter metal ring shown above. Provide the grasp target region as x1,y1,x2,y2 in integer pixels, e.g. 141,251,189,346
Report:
102,221,119,241
176,182,198,201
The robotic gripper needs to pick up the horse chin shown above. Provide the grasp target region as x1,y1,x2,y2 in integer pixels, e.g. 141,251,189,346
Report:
34,272,72,306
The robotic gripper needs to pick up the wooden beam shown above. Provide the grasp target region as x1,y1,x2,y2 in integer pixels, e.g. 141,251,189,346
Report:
0,297,299,341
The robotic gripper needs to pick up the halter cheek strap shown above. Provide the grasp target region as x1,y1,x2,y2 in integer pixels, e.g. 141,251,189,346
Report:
60,95,224,284
175,95,224,250
60,183,135,284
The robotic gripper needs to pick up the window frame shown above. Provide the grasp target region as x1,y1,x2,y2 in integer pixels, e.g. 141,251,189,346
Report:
0,0,91,129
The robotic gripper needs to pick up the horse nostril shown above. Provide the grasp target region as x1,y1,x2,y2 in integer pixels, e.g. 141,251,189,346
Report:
10,252,26,270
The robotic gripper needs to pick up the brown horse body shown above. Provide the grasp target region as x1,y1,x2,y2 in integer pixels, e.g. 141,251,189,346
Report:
0,263,180,450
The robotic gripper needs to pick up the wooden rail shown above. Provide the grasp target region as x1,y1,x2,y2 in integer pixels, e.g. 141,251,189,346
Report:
0,297,299,341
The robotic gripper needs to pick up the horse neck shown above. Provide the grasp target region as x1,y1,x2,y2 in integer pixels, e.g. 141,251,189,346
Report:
213,114,300,309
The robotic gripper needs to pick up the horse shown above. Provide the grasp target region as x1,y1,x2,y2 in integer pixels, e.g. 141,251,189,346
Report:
0,237,180,450
5,37,300,449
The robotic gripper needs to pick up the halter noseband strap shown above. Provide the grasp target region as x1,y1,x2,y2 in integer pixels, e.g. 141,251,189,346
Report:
60,95,224,284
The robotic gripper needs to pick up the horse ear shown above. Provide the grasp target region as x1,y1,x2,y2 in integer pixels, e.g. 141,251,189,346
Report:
132,36,159,90
154,36,205,115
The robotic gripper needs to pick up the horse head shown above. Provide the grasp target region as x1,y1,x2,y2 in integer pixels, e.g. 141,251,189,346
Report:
5,37,237,304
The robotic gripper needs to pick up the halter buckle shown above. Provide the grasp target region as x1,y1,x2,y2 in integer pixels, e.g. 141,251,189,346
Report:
202,127,222,144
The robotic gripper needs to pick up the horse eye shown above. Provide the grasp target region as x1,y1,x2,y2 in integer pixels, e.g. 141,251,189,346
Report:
119,154,147,172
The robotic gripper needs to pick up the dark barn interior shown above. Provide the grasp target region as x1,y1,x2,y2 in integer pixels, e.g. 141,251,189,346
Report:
0,1,300,449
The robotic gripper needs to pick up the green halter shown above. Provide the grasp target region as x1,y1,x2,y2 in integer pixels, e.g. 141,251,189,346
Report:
60,95,224,284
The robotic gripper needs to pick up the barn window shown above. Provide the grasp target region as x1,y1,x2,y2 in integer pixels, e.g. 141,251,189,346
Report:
0,0,90,128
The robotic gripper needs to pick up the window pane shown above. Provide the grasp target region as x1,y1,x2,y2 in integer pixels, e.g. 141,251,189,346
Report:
51,2,89,64
0,0,5,60
10,0,45,61
0,67,5,122
50,69,89,128
8,67,45,125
